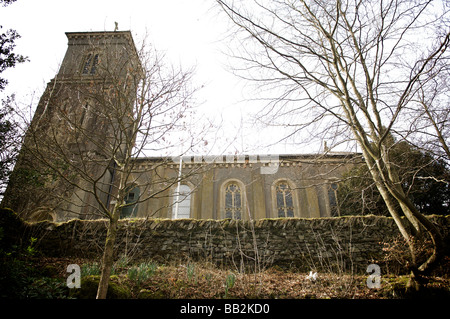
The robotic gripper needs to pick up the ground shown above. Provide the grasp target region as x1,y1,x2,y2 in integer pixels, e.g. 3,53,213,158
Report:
13,256,449,299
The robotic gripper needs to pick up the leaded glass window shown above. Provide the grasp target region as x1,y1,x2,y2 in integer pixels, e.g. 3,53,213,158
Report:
276,182,294,217
225,183,242,219
120,186,140,219
82,53,100,75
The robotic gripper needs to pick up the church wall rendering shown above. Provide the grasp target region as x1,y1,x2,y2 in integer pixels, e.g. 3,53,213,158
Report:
128,154,362,222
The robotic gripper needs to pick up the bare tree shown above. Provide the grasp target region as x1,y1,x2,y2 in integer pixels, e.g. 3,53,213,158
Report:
407,58,450,163
0,97,21,197
0,0,28,198
215,0,449,287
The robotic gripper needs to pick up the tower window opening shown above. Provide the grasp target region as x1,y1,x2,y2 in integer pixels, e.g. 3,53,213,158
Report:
82,53,100,75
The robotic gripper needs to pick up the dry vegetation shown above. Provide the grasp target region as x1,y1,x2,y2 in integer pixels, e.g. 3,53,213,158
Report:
33,256,450,299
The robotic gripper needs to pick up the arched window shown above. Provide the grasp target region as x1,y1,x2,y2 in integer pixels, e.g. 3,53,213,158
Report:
120,186,140,219
225,182,242,220
276,182,294,217
172,184,191,219
328,183,339,217
82,53,100,75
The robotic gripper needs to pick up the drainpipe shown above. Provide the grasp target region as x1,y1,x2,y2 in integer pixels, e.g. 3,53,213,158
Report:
174,155,182,219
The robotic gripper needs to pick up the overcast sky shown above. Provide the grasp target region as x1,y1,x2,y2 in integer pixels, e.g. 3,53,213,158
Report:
0,0,309,156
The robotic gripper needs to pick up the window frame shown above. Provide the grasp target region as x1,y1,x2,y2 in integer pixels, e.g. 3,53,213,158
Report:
225,182,243,220
120,185,140,219
220,179,247,220
171,184,193,219
275,182,295,218
271,179,300,218
327,183,340,217
81,52,100,75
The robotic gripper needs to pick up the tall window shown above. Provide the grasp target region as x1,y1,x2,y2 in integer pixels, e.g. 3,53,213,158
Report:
328,183,339,217
82,53,100,75
276,182,294,217
120,186,139,219
225,183,242,219
172,184,191,219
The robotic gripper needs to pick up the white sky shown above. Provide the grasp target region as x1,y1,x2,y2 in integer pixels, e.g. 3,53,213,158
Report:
0,0,313,156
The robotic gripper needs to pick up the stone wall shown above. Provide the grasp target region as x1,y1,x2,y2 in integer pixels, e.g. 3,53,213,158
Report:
27,215,450,273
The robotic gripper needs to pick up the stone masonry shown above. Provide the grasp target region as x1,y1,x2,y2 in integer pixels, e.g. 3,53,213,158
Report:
28,215,450,273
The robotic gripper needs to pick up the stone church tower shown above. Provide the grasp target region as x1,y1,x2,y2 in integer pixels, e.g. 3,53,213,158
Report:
3,31,142,221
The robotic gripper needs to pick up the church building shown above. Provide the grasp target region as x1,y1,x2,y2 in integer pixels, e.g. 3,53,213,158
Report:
124,153,361,221
2,31,362,222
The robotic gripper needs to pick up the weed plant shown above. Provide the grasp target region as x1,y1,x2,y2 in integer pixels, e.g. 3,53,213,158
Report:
127,261,158,287
224,273,236,298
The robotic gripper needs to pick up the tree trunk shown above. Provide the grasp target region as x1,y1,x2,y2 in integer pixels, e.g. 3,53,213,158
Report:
391,186,444,274
380,147,444,274
365,144,444,277
96,211,120,299
359,145,419,264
